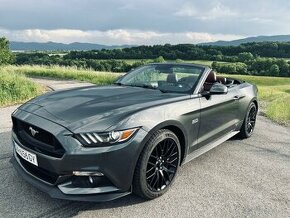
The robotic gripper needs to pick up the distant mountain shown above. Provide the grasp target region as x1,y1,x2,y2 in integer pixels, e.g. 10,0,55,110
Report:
200,35,290,46
10,41,133,51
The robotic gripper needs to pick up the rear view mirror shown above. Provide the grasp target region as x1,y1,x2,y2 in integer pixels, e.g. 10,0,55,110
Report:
210,83,228,94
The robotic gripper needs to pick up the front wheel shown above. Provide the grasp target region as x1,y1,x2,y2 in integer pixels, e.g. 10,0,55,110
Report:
238,102,257,139
133,129,181,199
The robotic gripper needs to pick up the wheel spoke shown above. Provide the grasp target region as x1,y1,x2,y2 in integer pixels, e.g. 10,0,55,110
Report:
248,121,253,132
155,171,161,190
163,166,175,174
169,151,178,158
146,171,156,180
146,166,155,173
167,157,178,164
159,170,167,188
168,146,177,157
162,169,171,181
163,141,174,156
150,172,158,188
147,160,155,166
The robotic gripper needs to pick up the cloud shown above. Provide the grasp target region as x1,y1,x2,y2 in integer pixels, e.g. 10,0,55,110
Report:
0,0,290,38
0,28,243,45
174,2,238,20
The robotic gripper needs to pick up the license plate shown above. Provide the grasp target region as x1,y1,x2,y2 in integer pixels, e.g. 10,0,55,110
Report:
15,142,38,166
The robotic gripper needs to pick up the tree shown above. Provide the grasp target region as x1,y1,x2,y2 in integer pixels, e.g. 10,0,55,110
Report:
0,37,14,65
211,61,218,70
269,64,280,76
238,52,254,62
276,59,289,77
154,56,165,63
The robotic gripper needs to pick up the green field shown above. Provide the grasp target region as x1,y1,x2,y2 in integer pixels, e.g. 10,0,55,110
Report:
0,65,289,125
98,59,216,66
223,74,290,124
7,65,120,85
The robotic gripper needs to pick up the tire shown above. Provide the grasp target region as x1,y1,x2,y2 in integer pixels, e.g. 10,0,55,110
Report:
133,129,181,200
238,102,257,139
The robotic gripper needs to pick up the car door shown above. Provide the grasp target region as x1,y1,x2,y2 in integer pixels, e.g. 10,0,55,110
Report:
190,87,240,152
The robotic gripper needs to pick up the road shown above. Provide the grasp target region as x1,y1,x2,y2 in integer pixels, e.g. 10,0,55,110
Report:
0,78,289,218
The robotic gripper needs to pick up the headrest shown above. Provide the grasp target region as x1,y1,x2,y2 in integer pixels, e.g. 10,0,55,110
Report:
216,76,227,84
167,74,178,83
205,71,217,83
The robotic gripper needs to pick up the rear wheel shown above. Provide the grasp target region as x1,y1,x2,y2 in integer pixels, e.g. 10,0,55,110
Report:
238,102,257,139
133,129,180,199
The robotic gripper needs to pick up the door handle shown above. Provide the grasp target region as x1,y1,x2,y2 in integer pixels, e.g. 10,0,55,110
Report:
233,95,240,100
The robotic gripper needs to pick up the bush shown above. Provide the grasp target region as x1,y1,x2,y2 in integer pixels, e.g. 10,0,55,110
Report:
0,70,43,106
212,62,247,75
154,56,165,63
238,52,254,62
269,64,280,76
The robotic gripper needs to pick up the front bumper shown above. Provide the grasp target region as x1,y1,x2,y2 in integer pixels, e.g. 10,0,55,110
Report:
11,155,131,202
11,109,148,202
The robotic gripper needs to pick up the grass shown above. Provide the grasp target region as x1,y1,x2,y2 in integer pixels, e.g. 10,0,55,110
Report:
0,69,45,106
0,65,120,107
223,74,290,125
0,65,289,125
183,60,214,66
6,65,121,85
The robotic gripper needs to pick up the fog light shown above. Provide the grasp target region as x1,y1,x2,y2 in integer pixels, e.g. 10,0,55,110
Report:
88,176,94,184
72,171,104,176
88,176,101,186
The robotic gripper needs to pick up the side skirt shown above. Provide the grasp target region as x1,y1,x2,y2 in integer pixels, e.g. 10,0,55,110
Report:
183,130,239,164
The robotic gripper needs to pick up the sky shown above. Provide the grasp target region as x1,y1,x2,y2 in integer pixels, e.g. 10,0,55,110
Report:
0,0,290,45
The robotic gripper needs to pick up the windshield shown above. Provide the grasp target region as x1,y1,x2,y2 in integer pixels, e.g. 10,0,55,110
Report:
117,64,205,94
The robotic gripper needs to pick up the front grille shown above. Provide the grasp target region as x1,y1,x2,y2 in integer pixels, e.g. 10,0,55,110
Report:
17,153,59,184
12,117,65,158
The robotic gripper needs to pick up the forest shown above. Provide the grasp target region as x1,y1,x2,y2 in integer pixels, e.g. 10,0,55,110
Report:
9,41,290,77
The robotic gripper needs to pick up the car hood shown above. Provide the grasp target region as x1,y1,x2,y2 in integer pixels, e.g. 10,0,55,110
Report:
19,85,189,132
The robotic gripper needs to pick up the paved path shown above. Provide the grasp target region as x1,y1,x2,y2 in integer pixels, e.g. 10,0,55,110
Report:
29,77,93,91
0,78,289,218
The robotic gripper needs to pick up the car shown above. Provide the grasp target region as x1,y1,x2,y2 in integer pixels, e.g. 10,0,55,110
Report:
11,63,258,202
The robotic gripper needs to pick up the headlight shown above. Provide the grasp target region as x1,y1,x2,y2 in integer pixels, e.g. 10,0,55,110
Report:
74,128,139,147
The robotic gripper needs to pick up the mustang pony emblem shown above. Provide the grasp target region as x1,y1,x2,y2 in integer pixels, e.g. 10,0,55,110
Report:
29,126,39,137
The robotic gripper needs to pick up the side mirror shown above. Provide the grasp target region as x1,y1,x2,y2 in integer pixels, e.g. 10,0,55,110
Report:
209,83,228,95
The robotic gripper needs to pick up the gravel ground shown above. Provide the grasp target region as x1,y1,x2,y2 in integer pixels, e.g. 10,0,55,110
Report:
0,78,289,218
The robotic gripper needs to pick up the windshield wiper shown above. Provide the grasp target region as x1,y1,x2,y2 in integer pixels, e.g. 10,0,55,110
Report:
131,84,170,93
128,84,159,90
115,83,169,93
158,89,169,93
113,82,125,86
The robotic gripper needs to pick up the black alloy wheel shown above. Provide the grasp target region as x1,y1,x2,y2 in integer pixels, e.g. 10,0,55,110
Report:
238,102,257,139
133,129,181,199
146,138,179,192
246,105,257,135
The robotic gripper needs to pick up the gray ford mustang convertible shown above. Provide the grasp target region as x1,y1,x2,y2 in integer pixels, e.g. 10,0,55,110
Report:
11,63,258,202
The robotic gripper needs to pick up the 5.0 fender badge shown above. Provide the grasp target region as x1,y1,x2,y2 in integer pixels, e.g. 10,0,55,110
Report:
192,118,199,124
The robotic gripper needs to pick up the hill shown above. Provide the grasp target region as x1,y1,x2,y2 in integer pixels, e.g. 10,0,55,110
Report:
10,41,133,51
200,35,290,46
